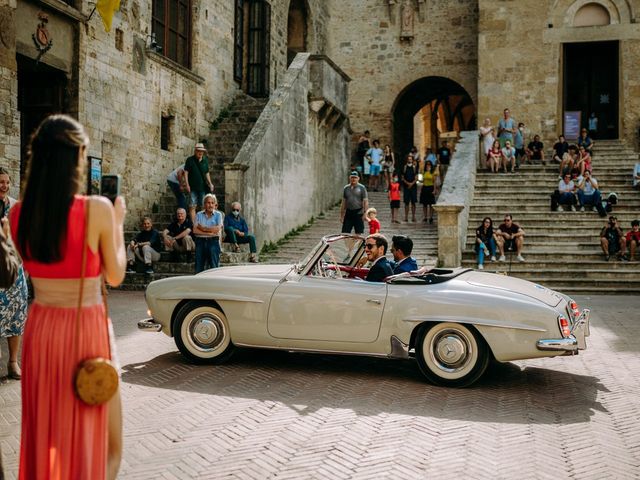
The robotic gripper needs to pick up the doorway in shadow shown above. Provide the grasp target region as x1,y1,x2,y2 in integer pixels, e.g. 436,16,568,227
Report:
392,76,475,166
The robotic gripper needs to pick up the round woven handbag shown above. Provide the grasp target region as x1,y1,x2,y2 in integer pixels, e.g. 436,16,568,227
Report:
75,358,119,406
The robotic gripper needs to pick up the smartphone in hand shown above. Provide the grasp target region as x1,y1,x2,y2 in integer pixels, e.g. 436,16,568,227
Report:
100,174,121,204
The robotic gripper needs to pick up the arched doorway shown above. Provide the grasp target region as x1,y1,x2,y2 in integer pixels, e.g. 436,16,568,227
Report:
287,0,309,66
392,76,475,162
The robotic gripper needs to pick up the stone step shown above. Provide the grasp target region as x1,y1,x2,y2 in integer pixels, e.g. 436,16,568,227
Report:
462,257,638,267
464,233,606,244
461,266,639,280
468,140,640,292
469,205,639,214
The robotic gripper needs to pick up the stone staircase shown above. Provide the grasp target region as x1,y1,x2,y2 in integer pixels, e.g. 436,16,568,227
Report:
116,94,268,290
260,190,439,266
462,139,640,294
117,190,440,289
207,94,268,210
117,192,253,290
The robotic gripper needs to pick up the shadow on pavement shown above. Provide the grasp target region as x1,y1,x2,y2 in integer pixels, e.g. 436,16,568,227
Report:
121,347,606,425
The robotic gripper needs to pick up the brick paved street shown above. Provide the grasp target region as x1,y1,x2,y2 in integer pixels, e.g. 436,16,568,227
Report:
1,292,640,479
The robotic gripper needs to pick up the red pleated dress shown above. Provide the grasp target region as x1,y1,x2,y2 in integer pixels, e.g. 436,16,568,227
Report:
11,196,113,480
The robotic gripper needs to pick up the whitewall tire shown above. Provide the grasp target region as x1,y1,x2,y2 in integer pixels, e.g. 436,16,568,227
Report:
416,322,489,387
172,301,236,364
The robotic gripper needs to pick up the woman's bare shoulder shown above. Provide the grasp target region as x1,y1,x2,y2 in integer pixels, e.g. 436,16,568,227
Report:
88,196,114,221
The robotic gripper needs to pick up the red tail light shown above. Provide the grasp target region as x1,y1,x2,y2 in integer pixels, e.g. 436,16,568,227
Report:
569,300,580,318
558,315,571,337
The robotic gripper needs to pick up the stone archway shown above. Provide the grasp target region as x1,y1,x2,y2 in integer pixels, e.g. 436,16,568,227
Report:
392,76,475,162
287,0,310,66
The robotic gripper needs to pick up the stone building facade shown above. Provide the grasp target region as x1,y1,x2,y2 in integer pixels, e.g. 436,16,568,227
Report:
2,0,640,233
478,0,640,147
1,0,329,228
325,0,479,159
325,0,640,159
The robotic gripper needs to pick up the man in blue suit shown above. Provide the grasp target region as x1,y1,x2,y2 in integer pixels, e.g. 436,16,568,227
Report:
364,234,394,282
391,235,418,274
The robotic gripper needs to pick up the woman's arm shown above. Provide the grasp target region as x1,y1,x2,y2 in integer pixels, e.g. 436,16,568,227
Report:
92,196,126,287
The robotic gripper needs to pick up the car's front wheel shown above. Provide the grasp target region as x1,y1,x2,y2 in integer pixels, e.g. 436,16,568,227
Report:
416,322,489,387
172,301,236,364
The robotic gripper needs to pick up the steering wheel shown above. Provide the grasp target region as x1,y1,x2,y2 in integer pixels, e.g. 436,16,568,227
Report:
324,251,343,279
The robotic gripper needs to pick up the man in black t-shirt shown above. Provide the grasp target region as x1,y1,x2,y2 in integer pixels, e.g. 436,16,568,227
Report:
437,141,451,165
163,207,195,258
552,135,569,164
127,216,163,274
600,216,628,261
526,135,545,165
496,214,525,262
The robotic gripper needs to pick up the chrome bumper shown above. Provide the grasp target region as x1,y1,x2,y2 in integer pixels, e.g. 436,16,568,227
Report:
536,308,590,353
137,318,163,332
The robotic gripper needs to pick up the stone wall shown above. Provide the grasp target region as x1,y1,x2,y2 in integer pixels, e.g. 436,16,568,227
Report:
325,0,479,150
228,53,350,247
0,0,19,183
434,130,479,267
478,0,640,148
2,0,330,228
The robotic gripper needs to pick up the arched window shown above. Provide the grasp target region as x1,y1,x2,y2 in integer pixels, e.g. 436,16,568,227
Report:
573,3,611,27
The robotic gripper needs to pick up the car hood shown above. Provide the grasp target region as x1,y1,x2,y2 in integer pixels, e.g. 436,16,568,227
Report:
464,271,564,307
196,263,294,279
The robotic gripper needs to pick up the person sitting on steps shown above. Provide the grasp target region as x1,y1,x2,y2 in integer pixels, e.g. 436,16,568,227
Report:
600,216,628,261
127,216,162,274
475,217,497,270
163,208,195,261
495,214,525,262
223,201,258,263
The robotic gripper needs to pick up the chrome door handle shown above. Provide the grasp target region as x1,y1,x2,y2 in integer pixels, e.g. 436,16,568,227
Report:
366,299,381,304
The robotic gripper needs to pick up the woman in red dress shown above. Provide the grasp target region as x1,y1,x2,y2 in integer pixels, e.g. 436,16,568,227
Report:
487,139,502,173
11,115,126,480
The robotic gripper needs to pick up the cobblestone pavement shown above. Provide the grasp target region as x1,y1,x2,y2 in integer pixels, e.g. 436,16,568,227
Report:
1,292,640,479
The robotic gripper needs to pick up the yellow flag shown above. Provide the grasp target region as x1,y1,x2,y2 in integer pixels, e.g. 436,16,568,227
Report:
96,0,121,33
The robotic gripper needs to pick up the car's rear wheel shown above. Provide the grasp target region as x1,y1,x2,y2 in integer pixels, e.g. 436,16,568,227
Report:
416,322,489,387
172,301,236,364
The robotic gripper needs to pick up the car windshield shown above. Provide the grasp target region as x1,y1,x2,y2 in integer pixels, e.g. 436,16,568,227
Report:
321,236,363,266
297,236,364,273
296,240,323,272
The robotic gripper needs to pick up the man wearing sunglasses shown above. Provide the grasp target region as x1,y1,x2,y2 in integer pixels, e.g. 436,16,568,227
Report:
364,234,394,282
495,214,525,262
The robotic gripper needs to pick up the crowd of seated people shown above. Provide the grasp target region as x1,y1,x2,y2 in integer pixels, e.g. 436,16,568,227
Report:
125,198,258,275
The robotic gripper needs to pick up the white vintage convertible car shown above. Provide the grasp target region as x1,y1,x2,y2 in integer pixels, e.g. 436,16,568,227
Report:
139,234,590,387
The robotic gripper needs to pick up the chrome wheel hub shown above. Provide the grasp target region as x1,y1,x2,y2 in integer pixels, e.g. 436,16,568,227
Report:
431,330,472,372
190,315,223,350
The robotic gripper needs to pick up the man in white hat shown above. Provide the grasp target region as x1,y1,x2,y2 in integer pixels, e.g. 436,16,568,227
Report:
184,142,214,218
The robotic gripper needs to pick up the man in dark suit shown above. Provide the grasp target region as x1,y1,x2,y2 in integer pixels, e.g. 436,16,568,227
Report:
364,234,394,282
391,235,418,274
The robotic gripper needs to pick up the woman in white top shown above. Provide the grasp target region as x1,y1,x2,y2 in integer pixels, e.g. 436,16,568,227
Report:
480,118,495,158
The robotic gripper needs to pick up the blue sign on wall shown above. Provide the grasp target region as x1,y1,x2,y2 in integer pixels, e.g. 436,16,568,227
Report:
564,111,582,140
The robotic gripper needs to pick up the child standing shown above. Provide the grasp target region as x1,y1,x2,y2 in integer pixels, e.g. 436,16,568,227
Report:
388,176,401,224
366,207,381,234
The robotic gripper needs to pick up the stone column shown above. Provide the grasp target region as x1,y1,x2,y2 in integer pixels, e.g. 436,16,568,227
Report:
434,204,464,267
224,163,249,208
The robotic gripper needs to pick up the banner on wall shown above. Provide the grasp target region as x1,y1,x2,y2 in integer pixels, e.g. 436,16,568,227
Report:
87,156,102,195
564,111,582,140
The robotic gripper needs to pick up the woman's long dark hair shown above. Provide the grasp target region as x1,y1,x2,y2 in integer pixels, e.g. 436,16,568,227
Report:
17,114,89,262
478,216,493,233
